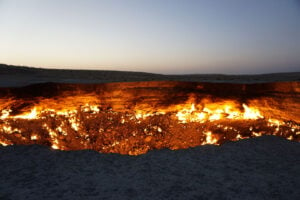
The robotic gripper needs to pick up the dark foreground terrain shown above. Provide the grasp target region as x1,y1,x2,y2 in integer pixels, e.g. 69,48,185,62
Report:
0,136,299,200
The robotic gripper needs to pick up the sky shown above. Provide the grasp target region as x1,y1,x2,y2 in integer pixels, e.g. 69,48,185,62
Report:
0,0,299,74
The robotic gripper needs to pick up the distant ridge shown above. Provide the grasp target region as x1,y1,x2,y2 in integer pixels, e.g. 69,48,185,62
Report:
0,63,299,87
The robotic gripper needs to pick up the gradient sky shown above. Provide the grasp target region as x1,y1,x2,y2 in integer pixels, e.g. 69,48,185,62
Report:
0,0,299,74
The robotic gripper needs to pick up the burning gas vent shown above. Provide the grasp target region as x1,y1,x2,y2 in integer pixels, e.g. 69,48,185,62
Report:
0,81,299,155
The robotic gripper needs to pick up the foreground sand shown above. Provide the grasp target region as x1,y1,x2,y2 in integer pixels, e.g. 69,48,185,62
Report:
0,136,299,200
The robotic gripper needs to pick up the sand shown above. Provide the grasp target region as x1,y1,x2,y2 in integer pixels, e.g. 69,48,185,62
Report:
0,136,300,200
0,64,299,87
0,136,299,199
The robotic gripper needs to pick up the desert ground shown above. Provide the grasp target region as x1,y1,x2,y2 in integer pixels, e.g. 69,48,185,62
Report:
0,64,299,200
1,64,299,87
1,136,299,200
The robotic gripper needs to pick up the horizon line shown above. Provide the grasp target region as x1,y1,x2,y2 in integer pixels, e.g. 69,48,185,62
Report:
1,63,299,76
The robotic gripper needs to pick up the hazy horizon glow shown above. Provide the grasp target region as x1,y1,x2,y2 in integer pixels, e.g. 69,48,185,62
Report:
0,0,299,74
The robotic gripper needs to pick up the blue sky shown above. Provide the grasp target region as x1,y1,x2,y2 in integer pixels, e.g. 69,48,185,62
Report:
0,0,299,74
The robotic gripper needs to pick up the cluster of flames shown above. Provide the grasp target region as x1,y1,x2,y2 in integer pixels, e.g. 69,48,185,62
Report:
0,95,299,155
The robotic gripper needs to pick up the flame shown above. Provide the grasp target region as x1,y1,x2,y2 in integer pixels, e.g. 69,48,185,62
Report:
0,141,9,146
0,81,299,155
13,107,38,119
1,109,11,119
242,104,263,119
30,135,38,140
174,102,264,123
202,131,218,145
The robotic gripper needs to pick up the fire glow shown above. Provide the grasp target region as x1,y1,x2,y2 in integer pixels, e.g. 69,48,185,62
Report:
0,81,299,155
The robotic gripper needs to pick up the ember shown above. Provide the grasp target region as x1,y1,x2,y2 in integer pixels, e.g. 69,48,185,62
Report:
0,81,299,155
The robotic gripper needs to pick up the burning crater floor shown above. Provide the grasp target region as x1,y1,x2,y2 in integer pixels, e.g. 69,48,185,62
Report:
0,81,299,154
0,78,300,199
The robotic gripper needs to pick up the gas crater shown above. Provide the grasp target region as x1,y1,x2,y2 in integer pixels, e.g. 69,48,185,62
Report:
0,81,299,155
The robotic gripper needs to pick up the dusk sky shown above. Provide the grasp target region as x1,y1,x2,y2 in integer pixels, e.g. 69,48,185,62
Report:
0,0,299,74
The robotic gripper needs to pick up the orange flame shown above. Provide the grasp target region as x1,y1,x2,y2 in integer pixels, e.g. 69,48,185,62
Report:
0,81,299,155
